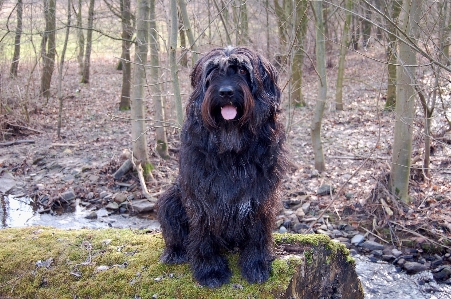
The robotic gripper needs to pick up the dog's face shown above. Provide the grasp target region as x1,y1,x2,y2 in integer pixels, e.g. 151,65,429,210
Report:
188,47,281,133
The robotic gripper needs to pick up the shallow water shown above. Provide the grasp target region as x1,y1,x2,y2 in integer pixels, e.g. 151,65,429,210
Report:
1,195,451,298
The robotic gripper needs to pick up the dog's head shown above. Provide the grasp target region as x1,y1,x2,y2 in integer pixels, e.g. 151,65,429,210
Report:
188,46,281,133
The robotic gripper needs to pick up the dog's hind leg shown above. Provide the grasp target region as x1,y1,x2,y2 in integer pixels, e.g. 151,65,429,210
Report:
157,184,189,264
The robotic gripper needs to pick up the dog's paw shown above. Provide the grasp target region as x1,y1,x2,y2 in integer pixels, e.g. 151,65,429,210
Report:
160,248,188,264
241,259,271,284
193,258,232,288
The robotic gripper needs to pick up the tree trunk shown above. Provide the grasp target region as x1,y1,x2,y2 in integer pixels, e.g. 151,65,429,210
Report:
290,0,308,107
57,0,71,138
212,0,232,45
170,0,184,127
362,1,372,48
131,0,152,177
76,0,84,76
119,0,133,111
150,0,169,158
236,0,249,45
81,0,95,84
335,0,352,111
177,0,198,65
178,10,188,68
384,0,402,110
10,0,23,78
311,0,327,172
274,0,288,48
40,0,56,99
390,0,421,203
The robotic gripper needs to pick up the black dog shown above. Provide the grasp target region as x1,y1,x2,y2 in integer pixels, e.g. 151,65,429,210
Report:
157,46,286,288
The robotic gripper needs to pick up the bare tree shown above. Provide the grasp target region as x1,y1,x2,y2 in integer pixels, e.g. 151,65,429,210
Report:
290,0,308,107
335,0,352,111
10,0,23,78
170,0,184,126
131,0,152,177
40,0,56,99
119,0,133,110
57,0,72,138
75,0,84,76
81,0,95,84
150,0,169,158
311,0,327,172
177,0,198,64
384,0,402,110
390,0,421,203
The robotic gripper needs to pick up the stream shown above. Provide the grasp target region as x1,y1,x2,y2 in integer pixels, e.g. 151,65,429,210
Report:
1,195,451,298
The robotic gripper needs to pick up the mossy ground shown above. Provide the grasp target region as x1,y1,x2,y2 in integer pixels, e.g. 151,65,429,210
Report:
0,228,317,299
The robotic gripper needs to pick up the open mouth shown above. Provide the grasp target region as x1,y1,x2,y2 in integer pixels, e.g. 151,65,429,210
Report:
220,104,238,120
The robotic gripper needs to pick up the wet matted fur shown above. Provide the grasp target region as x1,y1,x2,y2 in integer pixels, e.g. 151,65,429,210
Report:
157,46,287,288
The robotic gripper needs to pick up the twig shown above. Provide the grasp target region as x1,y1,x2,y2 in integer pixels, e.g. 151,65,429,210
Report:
5,122,44,134
360,226,389,244
0,139,35,147
389,221,451,251
50,143,79,147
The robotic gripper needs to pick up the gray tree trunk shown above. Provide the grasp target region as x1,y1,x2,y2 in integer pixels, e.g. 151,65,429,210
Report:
10,0,23,78
390,0,421,203
119,0,133,111
131,0,152,177
384,0,402,110
177,0,198,64
57,0,71,138
290,0,308,107
76,0,84,76
150,0,169,158
40,0,56,99
170,0,184,127
81,0,95,84
335,0,352,111
311,0,327,172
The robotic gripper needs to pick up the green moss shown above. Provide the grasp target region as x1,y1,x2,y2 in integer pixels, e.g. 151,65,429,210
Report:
0,228,305,299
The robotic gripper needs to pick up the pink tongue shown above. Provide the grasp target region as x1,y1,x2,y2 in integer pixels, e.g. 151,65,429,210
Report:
221,105,237,120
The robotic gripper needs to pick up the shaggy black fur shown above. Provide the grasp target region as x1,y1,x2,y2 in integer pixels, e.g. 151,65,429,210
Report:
157,46,286,288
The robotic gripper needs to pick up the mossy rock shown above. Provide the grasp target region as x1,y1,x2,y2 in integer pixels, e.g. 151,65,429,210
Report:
0,227,363,299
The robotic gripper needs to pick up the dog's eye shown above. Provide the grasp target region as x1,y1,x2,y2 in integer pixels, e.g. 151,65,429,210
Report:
238,68,247,75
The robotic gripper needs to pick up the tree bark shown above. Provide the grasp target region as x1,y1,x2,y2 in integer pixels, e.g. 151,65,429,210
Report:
81,0,95,84
335,0,352,111
384,0,402,110
119,0,133,111
177,0,198,65
170,0,184,127
390,0,421,203
40,0,56,99
75,0,84,76
10,0,23,78
150,0,169,158
57,0,72,138
131,0,152,177
311,0,327,172
290,0,308,107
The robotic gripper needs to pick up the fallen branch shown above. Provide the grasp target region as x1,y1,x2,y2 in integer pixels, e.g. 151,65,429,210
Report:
5,122,44,134
0,139,35,147
389,221,451,251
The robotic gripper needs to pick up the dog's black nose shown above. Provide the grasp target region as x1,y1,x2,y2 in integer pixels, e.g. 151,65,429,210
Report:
218,86,234,98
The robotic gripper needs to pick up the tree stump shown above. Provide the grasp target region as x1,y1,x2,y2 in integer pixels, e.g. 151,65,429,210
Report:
0,228,364,298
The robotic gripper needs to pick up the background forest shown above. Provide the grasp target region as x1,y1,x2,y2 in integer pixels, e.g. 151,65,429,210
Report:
1,0,451,247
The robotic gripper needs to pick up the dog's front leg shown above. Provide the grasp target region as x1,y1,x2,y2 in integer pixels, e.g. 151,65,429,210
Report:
239,218,273,284
187,227,232,288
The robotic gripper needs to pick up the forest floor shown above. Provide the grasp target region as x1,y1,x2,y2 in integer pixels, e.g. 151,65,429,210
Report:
1,46,451,254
